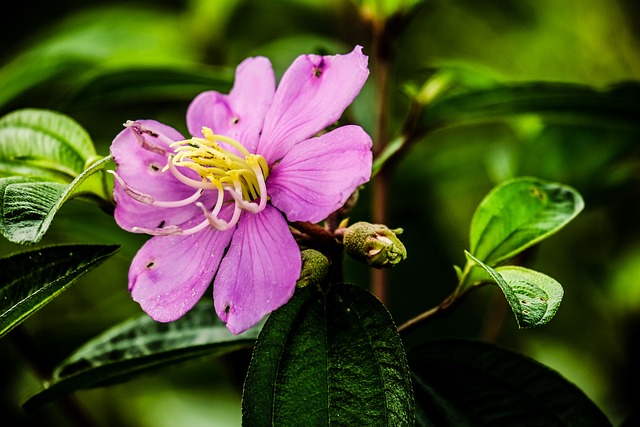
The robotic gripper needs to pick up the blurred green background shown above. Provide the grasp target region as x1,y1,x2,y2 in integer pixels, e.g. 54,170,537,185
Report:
1,0,639,425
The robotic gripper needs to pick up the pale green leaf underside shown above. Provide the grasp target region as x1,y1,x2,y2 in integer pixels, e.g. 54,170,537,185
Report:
470,177,584,266
0,244,120,340
0,109,96,181
23,304,260,410
0,155,112,244
495,266,564,327
466,252,563,328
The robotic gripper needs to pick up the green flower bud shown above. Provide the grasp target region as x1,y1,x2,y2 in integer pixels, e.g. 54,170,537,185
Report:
343,222,407,268
296,249,330,288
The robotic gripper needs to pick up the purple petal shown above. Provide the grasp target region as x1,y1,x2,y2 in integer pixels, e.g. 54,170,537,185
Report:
187,57,275,154
267,125,372,223
129,213,235,322
110,120,211,231
213,205,301,334
256,46,369,165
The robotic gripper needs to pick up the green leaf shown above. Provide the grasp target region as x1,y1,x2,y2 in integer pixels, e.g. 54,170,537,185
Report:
465,252,563,328
243,284,414,426
420,82,640,132
409,339,612,427
23,303,260,410
0,109,96,181
0,244,119,340
495,266,564,327
469,177,584,266
0,155,113,244
62,66,232,110
0,7,201,110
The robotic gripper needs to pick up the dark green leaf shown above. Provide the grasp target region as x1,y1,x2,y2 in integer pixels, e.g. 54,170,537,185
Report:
0,109,96,181
0,244,119,340
243,284,414,426
23,303,260,410
470,177,584,266
62,66,232,110
465,252,563,328
619,406,640,427
409,339,612,427
420,82,640,132
0,7,201,110
0,155,113,244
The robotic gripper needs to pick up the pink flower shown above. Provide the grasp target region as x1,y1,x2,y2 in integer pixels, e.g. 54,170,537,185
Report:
110,46,372,334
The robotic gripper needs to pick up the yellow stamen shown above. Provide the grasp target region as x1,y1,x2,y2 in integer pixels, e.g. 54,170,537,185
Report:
163,127,269,231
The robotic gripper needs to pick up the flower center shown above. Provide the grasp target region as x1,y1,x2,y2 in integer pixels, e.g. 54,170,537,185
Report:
167,127,269,203
164,127,269,232
111,123,270,236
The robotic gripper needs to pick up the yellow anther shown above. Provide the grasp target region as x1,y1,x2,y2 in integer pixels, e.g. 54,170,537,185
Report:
166,129,269,211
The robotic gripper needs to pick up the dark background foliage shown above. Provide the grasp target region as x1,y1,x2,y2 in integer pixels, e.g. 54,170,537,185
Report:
1,0,639,425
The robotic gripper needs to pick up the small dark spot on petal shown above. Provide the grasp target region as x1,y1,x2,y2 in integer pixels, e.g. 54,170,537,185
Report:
149,163,160,172
158,220,165,229
312,58,325,78
224,305,231,314
231,116,239,125
146,262,155,269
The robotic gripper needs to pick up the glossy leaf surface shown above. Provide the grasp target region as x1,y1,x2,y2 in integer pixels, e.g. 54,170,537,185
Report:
420,82,640,132
0,155,113,244
469,177,583,266
0,109,95,181
0,244,119,339
24,303,260,410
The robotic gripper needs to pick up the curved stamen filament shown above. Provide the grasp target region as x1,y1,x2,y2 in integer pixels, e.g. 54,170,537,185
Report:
196,200,242,231
132,216,216,236
202,127,251,157
131,225,182,235
109,170,205,208
166,157,219,190
121,125,270,236
125,120,175,150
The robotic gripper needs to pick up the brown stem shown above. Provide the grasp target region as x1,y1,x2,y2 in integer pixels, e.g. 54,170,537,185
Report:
291,221,343,284
291,221,336,250
396,293,453,335
371,17,393,305
397,287,470,335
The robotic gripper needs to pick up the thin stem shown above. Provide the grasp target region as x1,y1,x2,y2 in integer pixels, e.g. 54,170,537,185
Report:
396,291,459,335
371,17,393,305
397,264,479,335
